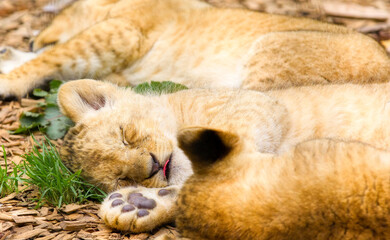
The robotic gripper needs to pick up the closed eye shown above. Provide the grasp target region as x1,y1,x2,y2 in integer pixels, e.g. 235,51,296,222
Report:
115,176,136,189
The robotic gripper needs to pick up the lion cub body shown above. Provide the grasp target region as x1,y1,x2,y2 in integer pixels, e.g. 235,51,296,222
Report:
178,133,390,240
58,80,390,233
1,0,390,98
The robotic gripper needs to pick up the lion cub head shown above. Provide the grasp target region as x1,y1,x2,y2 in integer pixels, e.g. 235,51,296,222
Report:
57,79,192,192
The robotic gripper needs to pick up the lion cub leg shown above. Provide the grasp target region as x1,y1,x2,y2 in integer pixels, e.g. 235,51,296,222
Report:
0,18,144,99
242,31,390,91
99,185,179,233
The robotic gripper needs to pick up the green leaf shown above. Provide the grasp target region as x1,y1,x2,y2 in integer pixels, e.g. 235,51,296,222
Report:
133,81,188,95
11,112,48,134
12,80,74,139
44,106,74,139
45,92,58,106
49,80,63,92
33,89,48,97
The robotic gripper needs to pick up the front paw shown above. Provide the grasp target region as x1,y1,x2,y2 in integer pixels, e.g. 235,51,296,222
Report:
99,185,179,233
0,74,30,100
0,75,18,100
0,46,38,74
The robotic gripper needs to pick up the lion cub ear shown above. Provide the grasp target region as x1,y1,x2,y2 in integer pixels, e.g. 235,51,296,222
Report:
57,79,119,122
178,127,239,174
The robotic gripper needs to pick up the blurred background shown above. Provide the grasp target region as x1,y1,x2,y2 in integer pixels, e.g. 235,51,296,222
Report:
0,0,390,52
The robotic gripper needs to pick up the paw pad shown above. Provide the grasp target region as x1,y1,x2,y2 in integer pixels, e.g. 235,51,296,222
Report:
111,199,124,207
121,204,135,213
137,209,150,217
109,193,123,200
129,193,157,209
101,186,179,232
158,189,170,196
108,191,159,218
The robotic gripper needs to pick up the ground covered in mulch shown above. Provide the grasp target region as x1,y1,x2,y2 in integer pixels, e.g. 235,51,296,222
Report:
1,0,390,239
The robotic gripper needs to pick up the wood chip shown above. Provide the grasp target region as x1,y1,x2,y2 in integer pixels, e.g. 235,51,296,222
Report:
129,233,150,240
358,22,390,33
48,223,62,232
40,207,50,217
91,231,111,239
77,216,100,223
35,222,50,229
76,230,93,240
0,231,11,240
20,98,44,107
51,233,68,240
11,155,23,165
1,141,21,147
14,224,33,234
9,209,39,216
35,233,60,240
9,209,36,217
12,215,36,224
64,213,83,221
62,204,87,214
0,212,13,221
46,209,64,221
322,1,390,20
11,228,47,240
0,106,11,122
52,232,75,240
109,233,122,240
60,221,89,231
0,221,15,232
0,192,17,203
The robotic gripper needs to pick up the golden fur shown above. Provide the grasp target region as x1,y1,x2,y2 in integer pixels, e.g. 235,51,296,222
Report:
177,129,390,240
58,80,390,233
1,0,390,98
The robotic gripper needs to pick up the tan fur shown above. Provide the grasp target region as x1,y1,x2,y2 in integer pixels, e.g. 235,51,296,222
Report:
1,0,390,98
177,130,390,240
58,80,390,233
0,47,37,74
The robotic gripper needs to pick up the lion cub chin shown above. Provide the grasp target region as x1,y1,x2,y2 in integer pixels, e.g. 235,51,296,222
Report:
177,127,390,240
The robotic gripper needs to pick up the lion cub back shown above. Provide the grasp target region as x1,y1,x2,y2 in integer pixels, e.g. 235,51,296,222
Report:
177,128,390,240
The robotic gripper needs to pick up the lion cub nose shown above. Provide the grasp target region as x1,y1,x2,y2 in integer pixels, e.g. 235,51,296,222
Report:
149,153,172,178
150,153,160,177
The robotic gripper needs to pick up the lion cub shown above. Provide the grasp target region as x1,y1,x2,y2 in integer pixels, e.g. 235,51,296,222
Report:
177,128,390,240
58,80,390,233
1,0,390,98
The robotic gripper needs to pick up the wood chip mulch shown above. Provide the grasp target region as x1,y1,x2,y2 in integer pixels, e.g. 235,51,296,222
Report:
1,0,390,239
0,194,179,240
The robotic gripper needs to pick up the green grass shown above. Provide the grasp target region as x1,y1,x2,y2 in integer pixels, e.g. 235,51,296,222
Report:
22,137,106,207
0,146,24,198
0,139,106,207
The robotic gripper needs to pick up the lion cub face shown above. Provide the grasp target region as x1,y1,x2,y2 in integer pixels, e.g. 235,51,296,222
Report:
57,80,192,192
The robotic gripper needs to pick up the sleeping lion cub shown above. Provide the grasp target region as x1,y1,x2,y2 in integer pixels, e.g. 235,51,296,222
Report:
177,129,390,239
58,79,390,233
1,0,390,98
